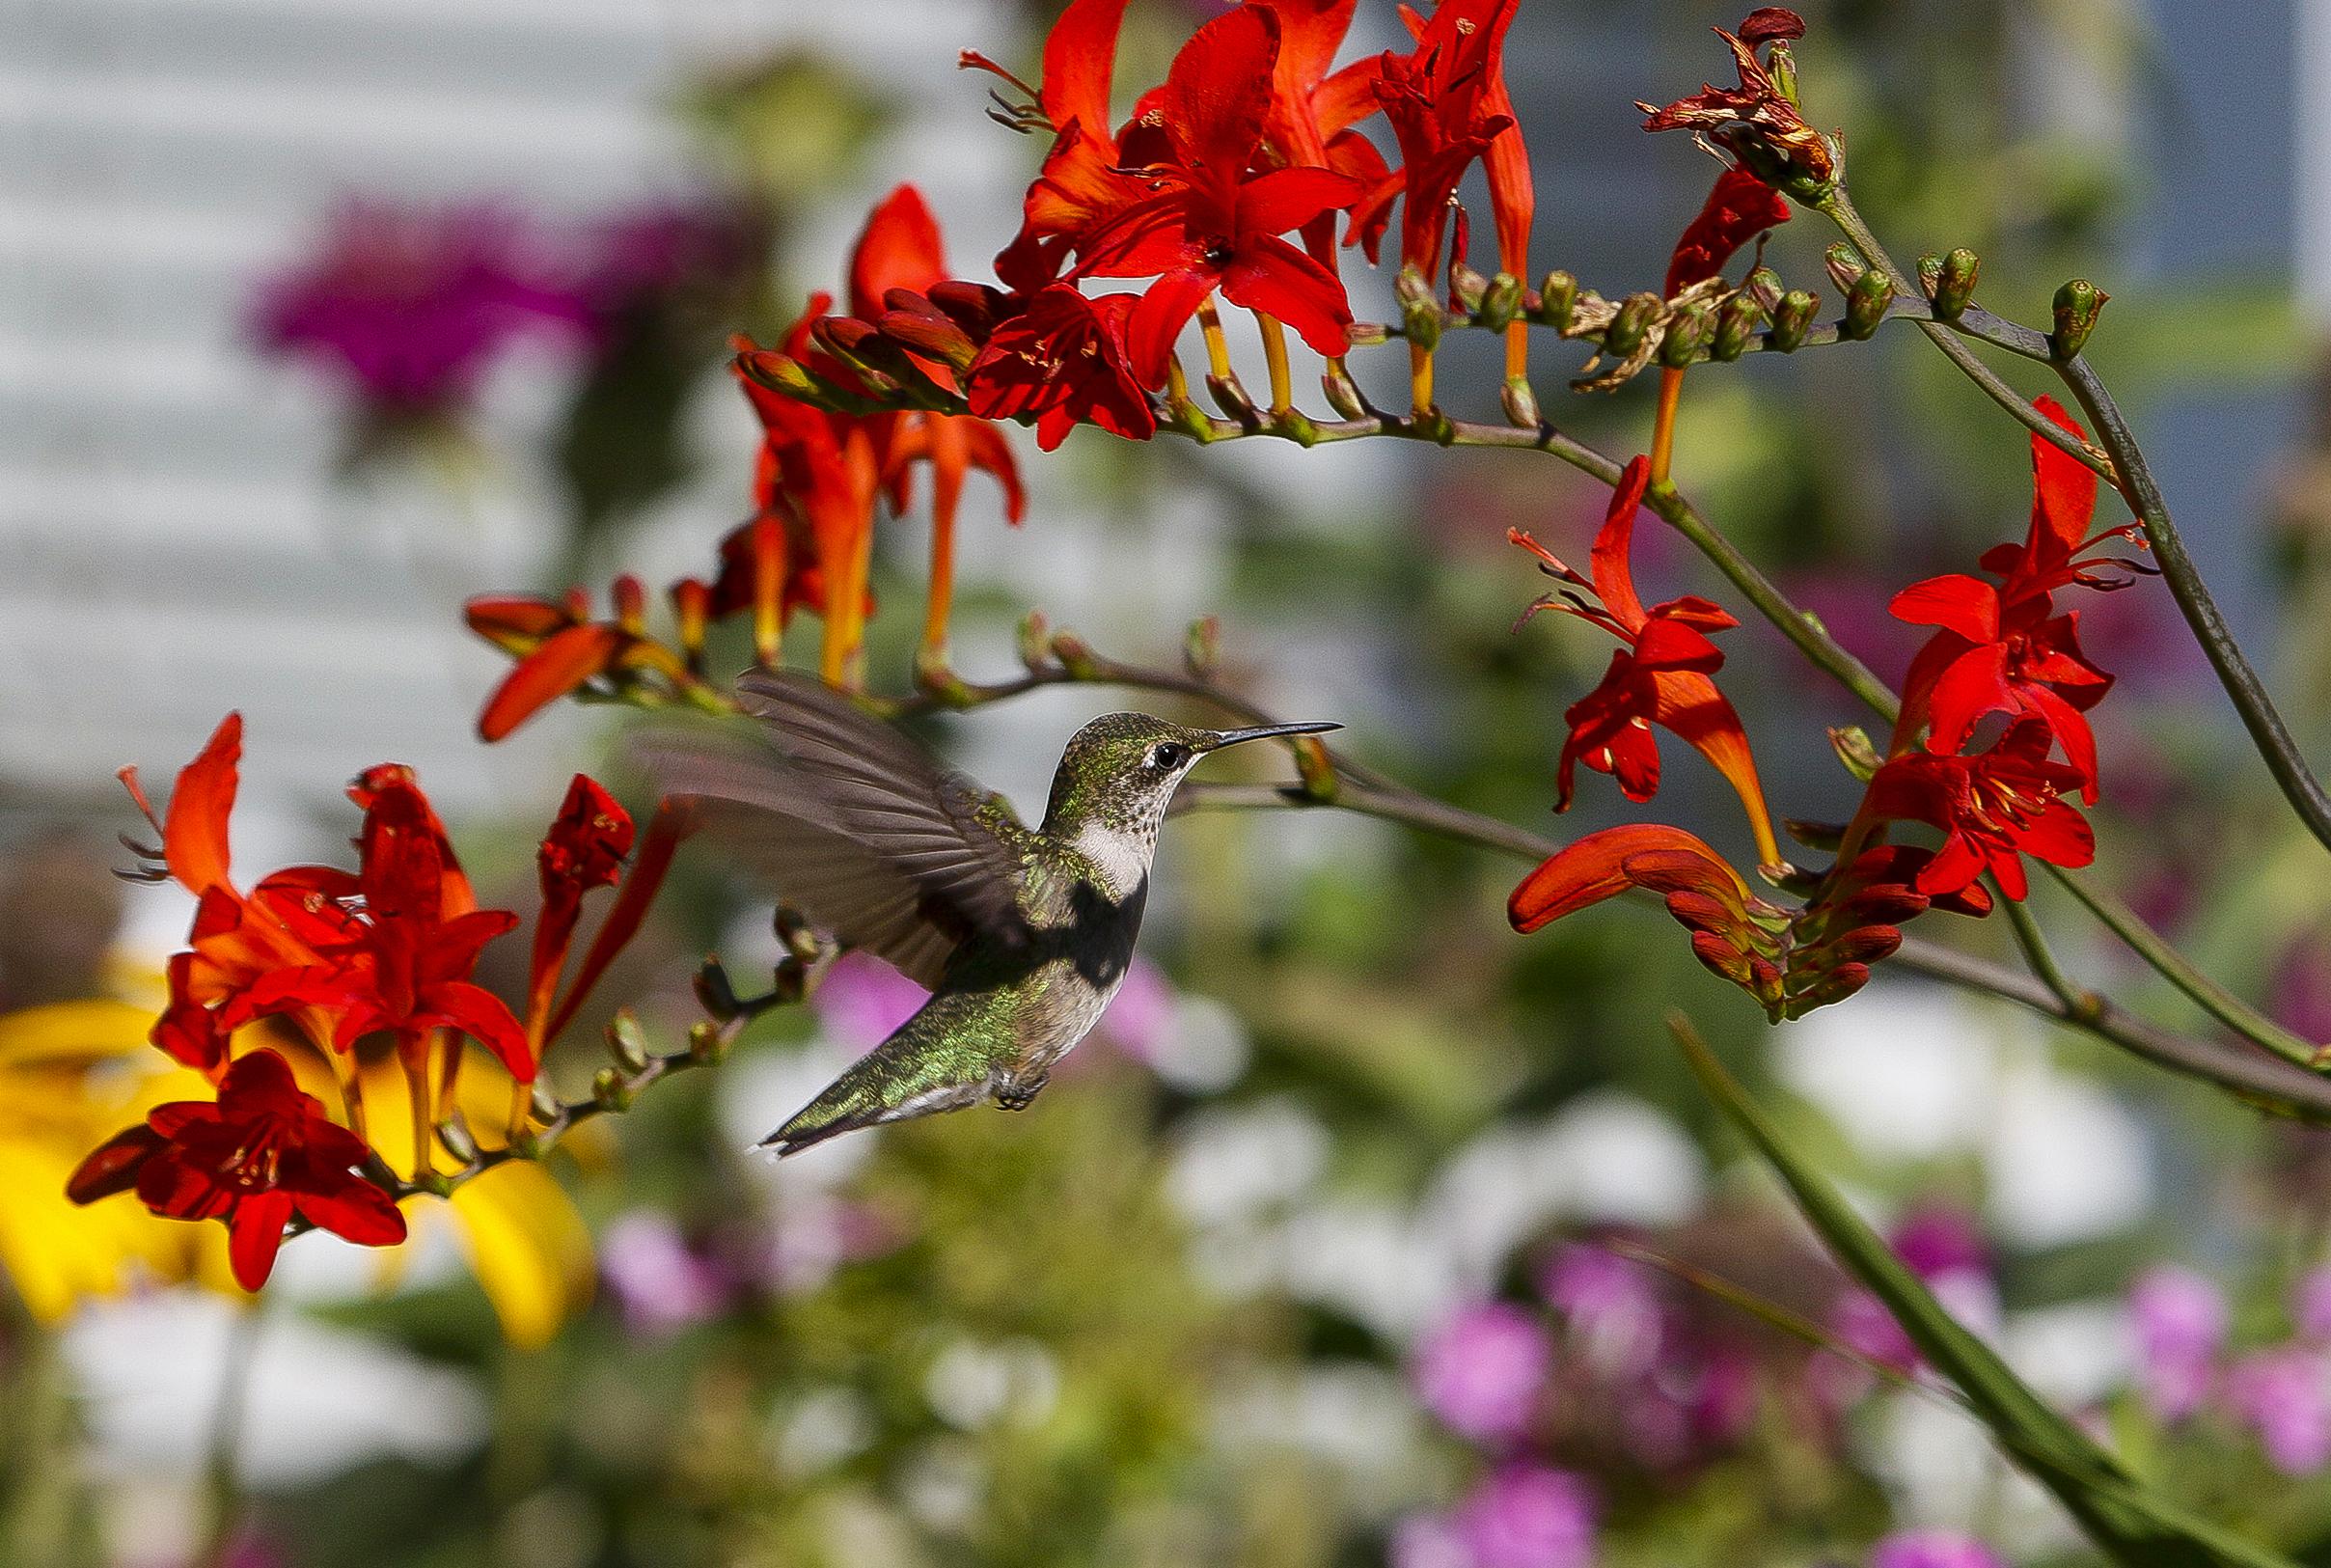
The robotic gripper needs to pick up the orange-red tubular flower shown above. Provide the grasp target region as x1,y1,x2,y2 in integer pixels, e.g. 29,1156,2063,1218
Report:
464,581,686,743
1665,165,1792,299
1397,0,1531,371
522,775,636,1068
1511,458,1782,867
1358,4,1514,292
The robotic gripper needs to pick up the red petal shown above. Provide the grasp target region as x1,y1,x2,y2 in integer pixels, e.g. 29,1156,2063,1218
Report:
1664,166,1790,297
67,1125,167,1204
1126,267,1220,388
1509,824,1745,932
1235,166,1362,238
228,1191,295,1291
1040,0,1135,146
420,980,533,1083
2028,395,2098,556
476,622,628,743
164,713,242,897
542,802,690,1047
217,1048,315,1119
2016,800,2096,872
1219,235,1355,359
1589,457,1654,630
848,185,946,321
1163,5,1280,183
293,1180,407,1249
1632,616,1725,674
1925,643,2014,755
1888,575,2000,643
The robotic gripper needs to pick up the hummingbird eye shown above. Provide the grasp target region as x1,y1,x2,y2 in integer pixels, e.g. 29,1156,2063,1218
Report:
1149,742,1190,772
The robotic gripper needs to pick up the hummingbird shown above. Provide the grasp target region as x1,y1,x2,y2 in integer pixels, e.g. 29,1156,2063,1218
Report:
641,671,1338,1155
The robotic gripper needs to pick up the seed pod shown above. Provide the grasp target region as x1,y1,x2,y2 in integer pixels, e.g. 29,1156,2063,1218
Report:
1533,270,1577,331
1934,248,1980,318
1604,292,1662,357
1659,303,1714,368
2051,279,2108,358
1321,365,1367,420
1479,272,1523,333
1017,610,1050,670
1823,241,1866,291
1843,269,1894,341
1770,289,1820,352
1449,263,1491,316
1712,293,1766,362
1500,376,1541,429
606,1007,649,1074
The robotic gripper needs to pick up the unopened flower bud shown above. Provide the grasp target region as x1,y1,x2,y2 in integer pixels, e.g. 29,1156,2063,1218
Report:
1050,629,1099,678
605,1007,649,1073
1532,270,1577,331
771,955,807,1004
1399,275,1442,352
436,1114,480,1166
1449,263,1491,316
1823,242,1866,292
1712,293,1765,362
529,1081,562,1125
1604,292,1662,357
1770,289,1820,352
1743,266,1783,309
592,1067,633,1113
1827,725,1882,781
669,577,710,673
2051,279,2108,358
1292,735,1337,802
1206,373,1254,424
694,955,740,1021
1017,610,1051,670
1916,252,1942,299
1343,321,1390,348
1185,616,1221,678
1933,248,1980,318
1321,363,1367,420
774,905,821,962
1500,376,1541,429
1479,272,1523,333
1843,269,1894,341
688,1018,728,1064
611,574,647,636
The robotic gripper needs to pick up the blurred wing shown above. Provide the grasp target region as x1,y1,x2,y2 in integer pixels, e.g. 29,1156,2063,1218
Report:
637,672,1033,987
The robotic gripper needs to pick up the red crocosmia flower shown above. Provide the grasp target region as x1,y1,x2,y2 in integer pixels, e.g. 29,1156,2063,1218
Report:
966,286,1157,451
1243,0,1388,268
120,715,354,1073
1511,457,1782,867
1638,10,1833,188
464,577,686,743
1888,398,2143,798
227,778,532,1082
1665,164,1792,297
1865,720,2096,901
1071,7,1360,386
1510,823,1750,933
968,0,1150,292
1357,3,1515,289
1395,0,1531,294
69,1049,406,1291
523,775,636,1065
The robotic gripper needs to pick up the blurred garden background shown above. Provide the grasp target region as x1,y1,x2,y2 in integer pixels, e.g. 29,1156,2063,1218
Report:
7,0,2331,1564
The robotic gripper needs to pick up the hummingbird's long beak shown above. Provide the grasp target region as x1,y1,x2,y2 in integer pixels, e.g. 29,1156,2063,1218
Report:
1199,720,1342,753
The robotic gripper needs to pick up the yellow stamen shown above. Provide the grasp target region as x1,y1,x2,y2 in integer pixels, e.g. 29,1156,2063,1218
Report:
1256,313,1293,416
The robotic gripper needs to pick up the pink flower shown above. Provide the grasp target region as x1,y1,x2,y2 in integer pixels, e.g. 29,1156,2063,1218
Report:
811,952,933,1055
1095,956,1176,1062
1454,1464,1597,1568
2296,1266,2331,1344
2228,1345,2331,1474
253,199,589,415
2127,1265,2227,1423
1412,1303,1552,1444
1538,1244,1664,1378
601,1212,731,1336
1870,1530,2007,1568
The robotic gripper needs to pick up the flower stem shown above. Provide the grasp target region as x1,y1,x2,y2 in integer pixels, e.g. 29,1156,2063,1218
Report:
194,1301,263,1568
399,1033,435,1181
1408,341,1434,415
1649,367,1685,485
1256,313,1294,416
2043,867,2323,1068
1195,298,1235,383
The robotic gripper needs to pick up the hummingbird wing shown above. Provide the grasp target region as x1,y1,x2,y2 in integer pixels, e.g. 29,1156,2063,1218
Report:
636,672,1034,988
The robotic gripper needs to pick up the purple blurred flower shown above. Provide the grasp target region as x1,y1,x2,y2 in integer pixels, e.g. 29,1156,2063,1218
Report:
2228,1345,2331,1474
579,196,763,324
1455,1464,1597,1568
812,952,932,1056
2127,1265,2228,1423
253,199,590,415
1389,1512,1475,1568
1095,955,1176,1063
757,1194,904,1295
1890,1207,1990,1279
1832,1211,1998,1376
601,1211,730,1336
1539,1245,1663,1378
1413,1303,1553,1444
2275,932,2331,1049
2296,1266,2331,1344
1869,1529,2007,1568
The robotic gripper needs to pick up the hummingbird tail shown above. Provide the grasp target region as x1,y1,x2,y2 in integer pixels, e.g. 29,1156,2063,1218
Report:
756,1038,992,1157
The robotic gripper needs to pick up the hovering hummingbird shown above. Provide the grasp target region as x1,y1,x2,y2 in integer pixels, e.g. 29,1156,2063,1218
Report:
642,672,1338,1155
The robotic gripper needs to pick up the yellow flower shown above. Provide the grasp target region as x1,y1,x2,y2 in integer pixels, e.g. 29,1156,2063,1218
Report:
272,1036,597,1350
0,1001,229,1321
